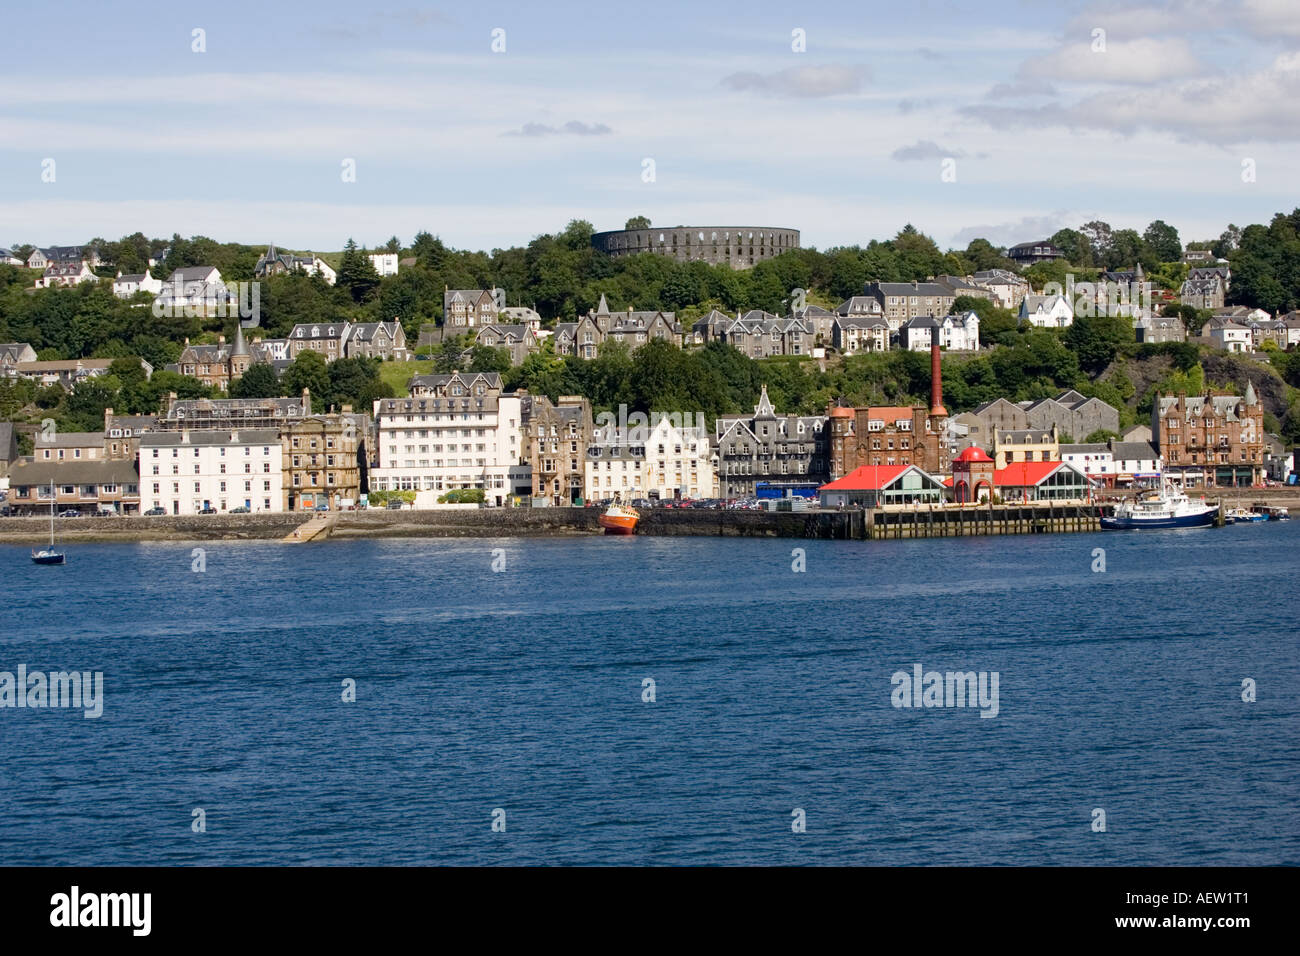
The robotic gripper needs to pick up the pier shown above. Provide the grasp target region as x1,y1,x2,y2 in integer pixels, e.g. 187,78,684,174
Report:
846,502,1103,540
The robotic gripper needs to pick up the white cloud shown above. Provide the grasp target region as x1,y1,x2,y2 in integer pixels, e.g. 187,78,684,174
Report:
892,141,964,161
1020,36,1205,85
720,65,869,98
968,51,1300,143
951,213,1077,248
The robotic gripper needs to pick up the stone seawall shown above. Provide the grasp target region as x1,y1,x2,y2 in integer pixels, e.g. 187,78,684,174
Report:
0,508,823,543
3,493,1293,545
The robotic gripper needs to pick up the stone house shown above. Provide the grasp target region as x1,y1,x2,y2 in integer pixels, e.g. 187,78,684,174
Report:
713,385,828,498
525,394,592,504
1152,385,1264,487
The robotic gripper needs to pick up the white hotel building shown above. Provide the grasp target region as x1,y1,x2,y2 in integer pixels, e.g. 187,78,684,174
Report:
370,372,529,507
138,428,284,514
585,417,715,501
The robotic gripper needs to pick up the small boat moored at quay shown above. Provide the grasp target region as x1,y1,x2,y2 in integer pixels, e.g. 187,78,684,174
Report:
1101,482,1219,530
1253,502,1290,520
598,503,640,535
1226,506,1267,523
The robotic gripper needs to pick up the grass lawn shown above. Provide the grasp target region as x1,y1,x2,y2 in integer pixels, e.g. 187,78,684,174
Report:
378,359,434,395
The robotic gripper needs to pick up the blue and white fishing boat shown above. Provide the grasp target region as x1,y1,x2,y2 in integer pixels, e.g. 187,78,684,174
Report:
1101,481,1218,530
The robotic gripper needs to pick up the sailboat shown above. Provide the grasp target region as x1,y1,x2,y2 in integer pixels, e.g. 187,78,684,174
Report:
31,482,66,565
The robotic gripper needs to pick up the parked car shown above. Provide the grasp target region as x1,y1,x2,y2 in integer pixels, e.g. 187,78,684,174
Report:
94,508,118,517
144,507,167,516
198,507,218,515
314,503,330,512
386,500,404,510
230,506,250,513
58,510,81,518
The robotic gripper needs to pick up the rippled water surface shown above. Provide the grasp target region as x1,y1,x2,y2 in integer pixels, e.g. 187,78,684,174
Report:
2,523,1297,865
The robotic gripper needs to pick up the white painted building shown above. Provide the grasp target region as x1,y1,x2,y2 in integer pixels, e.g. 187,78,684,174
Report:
369,372,529,508
1059,443,1115,483
112,268,163,298
1204,320,1252,353
138,428,283,515
1061,439,1163,487
900,311,980,351
584,417,715,501
155,266,230,310
368,253,399,277
1019,294,1073,328
36,260,97,288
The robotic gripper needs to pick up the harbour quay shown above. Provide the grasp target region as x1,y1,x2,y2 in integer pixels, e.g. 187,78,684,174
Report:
0,500,1196,542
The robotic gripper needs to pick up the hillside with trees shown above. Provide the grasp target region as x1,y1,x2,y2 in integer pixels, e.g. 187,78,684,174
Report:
5,211,1300,440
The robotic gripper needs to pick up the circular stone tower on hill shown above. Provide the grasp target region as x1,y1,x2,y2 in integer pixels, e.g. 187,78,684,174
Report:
591,226,800,269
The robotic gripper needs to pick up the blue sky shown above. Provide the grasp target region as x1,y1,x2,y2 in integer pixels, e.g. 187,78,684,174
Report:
3,0,1299,253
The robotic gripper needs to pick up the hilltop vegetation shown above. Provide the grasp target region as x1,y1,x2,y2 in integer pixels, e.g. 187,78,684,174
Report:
5,211,1300,440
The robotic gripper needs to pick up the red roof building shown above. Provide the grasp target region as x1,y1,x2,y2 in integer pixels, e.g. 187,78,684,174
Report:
817,463,947,508
990,460,1092,502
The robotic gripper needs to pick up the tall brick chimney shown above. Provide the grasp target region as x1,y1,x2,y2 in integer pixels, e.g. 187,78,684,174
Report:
929,341,946,417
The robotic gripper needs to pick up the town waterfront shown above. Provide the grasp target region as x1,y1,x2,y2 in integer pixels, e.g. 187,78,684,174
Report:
2,525,1297,866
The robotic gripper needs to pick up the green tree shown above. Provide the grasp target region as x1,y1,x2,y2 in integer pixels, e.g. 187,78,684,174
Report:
228,363,283,399
1142,220,1182,262
624,216,651,230
1050,228,1093,267
281,350,331,402
336,238,380,303
1064,314,1132,375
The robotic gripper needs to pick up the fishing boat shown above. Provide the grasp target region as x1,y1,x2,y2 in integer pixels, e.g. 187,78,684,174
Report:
1253,502,1290,521
31,483,66,565
1100,481,1218,530
598,502,639,535
1226,506,1267,523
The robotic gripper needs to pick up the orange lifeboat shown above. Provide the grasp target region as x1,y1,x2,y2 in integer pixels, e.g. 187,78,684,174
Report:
598,503,639,534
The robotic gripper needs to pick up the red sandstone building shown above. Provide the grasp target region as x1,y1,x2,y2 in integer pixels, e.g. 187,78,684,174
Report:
827,342,949,477
1151,386,1265,488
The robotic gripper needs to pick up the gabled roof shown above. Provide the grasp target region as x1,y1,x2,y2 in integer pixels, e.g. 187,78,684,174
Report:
835,296,884,316
9,458,140,485
166,265,219,282
1110,441,1159,461
819,463,916,491
835,316,889,330
992,461,1080,486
